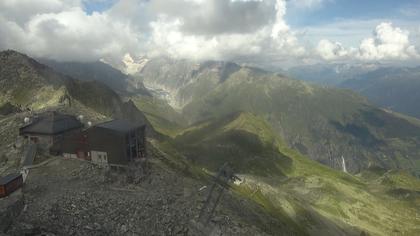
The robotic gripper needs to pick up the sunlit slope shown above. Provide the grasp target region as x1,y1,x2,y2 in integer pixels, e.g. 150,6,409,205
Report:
0,50,68,110
181,67,420,174
0,50,151,128
164,112,420,235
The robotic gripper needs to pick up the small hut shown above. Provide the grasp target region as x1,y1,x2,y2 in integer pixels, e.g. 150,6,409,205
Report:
0,173,23,198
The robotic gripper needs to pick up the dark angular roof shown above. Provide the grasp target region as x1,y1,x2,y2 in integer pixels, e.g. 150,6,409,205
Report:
0,173,22,185
20,111,83,135
95,119,143,133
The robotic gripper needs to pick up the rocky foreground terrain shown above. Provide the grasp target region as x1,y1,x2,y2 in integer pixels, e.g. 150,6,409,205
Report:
1,143,292,236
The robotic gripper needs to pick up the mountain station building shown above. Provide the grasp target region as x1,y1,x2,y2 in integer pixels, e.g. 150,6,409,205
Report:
52,119,146,165
19,111,84,150
20,111,146,166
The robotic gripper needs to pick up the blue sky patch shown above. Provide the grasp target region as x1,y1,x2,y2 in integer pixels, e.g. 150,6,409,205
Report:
83,0,117,14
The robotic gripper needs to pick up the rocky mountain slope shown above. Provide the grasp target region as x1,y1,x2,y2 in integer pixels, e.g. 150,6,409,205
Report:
134,57,242,110
0,50,67,110
132,58,420,174
39,59,151,96
0,50,151,129
5,154,287,236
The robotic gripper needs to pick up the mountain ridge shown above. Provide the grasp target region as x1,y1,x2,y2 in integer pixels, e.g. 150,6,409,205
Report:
287,63,420,120
130,57,420,174
340,66,420,118
39,58,151,96
0,50,152,131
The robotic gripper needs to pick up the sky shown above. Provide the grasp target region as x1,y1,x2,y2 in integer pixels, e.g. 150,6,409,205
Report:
0,0,419,69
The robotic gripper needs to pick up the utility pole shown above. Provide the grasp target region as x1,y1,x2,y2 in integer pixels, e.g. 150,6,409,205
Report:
197,163,240,227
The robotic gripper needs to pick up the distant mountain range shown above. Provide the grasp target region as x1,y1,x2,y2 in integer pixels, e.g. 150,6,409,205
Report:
341,66,420,118
288,63,420,120
287,63,382,86
128,57,420,174
3,50,420,174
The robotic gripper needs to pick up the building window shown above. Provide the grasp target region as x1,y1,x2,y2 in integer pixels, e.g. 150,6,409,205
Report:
30,137,38,143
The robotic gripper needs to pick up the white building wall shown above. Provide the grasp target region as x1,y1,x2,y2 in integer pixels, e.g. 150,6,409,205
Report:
63,153,77,159
91,151,108,165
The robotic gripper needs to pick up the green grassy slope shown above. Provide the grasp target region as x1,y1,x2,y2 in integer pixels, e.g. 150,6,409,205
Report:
131,95,185,137
173,112,292,178
0,50,68,110
181,67,420,174
154,112,420,235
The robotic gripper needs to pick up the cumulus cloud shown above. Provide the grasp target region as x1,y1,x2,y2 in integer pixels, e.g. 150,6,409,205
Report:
316,39,351,60
0,0,307,64
0,0,80,25
357,22,418,60
0,0,418,66
317,22,419,61
146,0,305,61
0,0,145,62
149,0,275,35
